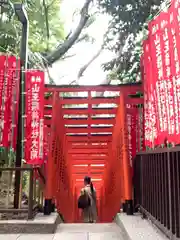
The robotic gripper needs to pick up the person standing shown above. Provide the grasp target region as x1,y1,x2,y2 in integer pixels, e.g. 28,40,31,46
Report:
80,176,97,223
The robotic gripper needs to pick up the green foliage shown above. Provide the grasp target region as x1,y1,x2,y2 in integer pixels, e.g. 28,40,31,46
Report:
98,0,167,82
0,0,65,55
106,28,148,82
0,3,20,53
22,171,29,194
26,0,64,52
0,147,15,167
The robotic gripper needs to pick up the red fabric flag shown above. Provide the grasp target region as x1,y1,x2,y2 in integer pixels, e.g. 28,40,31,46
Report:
0,56,16,147
148,15,168,145
3,56,14,146
12,59,20,151
143,39,158,147
0,56,6,146
25,70,44,165
126,106,137,178
43,125,49,164
168,2,180,143
158,12,177,143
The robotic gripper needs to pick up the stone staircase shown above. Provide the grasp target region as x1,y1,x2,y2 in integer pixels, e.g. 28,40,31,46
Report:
0,212,61,234
0,212,169,240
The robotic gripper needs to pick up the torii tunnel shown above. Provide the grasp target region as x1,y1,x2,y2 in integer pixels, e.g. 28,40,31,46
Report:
43,83,143,223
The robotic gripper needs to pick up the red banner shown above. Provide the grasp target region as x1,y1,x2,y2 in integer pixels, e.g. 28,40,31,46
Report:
6,57,20,148
0,56,6,146
149,15,167,145
2,56,14,146
143,41,150,147
169,2,180,143
0,56,19,148
25,71,44,165
159,12,177,143
127,112,133,169
126,106,137,177
142,2,180,146
12,59,20,151
44,125,49,164
143,39,158,147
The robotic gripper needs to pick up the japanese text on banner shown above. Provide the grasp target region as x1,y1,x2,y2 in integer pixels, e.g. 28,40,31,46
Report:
149,16,168,144
25,71,44,165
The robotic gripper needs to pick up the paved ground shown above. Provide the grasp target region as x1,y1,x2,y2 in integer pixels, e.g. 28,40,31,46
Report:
0,214,169,240
118,213,169,240
0,223,124,240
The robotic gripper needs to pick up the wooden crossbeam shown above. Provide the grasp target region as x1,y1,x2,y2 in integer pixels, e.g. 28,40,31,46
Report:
72,170,104,176
61,97,119,105
64,118,115,125
84,96,145,105
68,149,109,154
44,119,52,126
68,145,109,149
44,97,119,106
68,145,108,149
69,155,108,160
71,165,106,171
69,142,109,145
72,173,103,179
44,109,52,116
71,166,105,172
65,127,113,134
45,82,142,93
44,96,143,106
74,185,102,192
71,168,89,174
44,107,117,116
44,118,115,126
63,108,117,115
89,170,104,175
70,160,106,165
125,97,144,105
66,135,112,142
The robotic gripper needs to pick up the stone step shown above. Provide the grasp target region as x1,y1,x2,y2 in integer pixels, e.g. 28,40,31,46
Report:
56,222,122,233
0,212,61,234
115,213,169,240
55,223,124,239
0,223,125,239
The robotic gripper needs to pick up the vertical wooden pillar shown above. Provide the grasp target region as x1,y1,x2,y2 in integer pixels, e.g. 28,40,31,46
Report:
120,93,133,215
44,92,58,215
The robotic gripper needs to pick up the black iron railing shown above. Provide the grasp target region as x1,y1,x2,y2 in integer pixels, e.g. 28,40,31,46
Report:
0,167,44,220
134,147,180,239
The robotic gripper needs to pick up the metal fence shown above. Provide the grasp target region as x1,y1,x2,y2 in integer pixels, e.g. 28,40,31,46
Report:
133,147,180,239
0,167,44,219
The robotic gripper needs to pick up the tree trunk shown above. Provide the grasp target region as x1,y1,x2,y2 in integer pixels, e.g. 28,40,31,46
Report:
45,0,92,65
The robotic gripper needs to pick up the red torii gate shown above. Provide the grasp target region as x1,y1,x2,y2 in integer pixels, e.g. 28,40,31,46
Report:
43,83,143,222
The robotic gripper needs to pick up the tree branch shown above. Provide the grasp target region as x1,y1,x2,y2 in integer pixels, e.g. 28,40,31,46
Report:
47,0,57,9
77,19,114,81
45,0,92,65
46,66,56,84
61,53,76,60
42,0,50,51
76,33,95,44
77,47,103,79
